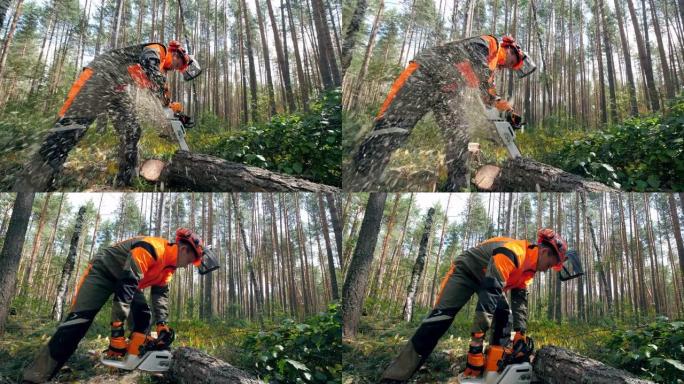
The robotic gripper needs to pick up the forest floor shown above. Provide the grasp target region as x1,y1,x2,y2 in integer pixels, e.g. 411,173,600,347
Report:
0,311,251,384
342,308,659,384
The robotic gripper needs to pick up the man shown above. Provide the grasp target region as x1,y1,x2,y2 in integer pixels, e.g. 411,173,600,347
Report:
14,40,200,191
380,228,576,382
22,228,219,383
348,35,536,191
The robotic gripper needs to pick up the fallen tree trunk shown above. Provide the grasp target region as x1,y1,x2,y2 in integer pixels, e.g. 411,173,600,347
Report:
166,347,264,384
474,157,618,192
533,346,654,384
156,151,340,192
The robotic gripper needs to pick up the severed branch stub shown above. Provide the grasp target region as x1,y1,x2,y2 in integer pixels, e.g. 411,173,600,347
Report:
532,346,655,384
142,151,340,192
473,157,618,192
166,347,264,384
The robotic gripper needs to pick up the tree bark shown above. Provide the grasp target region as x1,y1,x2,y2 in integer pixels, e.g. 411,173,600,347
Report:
625,0,660,111
403,207,435,322
580,192,613,308
160,151,339,192
0,0,25,83
474,158,618,192
52,206,86,321
533,346,655,384
317,194,339,300
0,193,35,335
239,0,259,123
325,193,343,262
341,0,367,75
669,193,684,293
342,193,387,338
266,0,296,112
166,347,263,383
231,193,263,324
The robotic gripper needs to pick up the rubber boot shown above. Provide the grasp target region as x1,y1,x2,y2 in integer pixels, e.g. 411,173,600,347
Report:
22,345,60,383
380,340,423,382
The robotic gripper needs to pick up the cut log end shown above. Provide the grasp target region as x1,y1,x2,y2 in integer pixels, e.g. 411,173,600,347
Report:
140,159,166,182
166,347,264,384
473,164,501,191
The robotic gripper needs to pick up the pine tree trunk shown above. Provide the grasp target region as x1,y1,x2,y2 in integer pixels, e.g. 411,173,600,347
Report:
317,194,339,300
669,194,684,293
341,0,367,74
166,347,263,383
231,193,263,324
240,0,260,122
0,0,25,82
625,0,660,111
403,207,435,322
533,346,655,383
266,0,296,112
474,158,618,192
254,0,277,116
52,206,87,321
342,193,387,338
0,193,35,335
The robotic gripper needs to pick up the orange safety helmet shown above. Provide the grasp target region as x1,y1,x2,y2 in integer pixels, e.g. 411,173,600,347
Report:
175,227,203,266
168,40,191,71
500,35,536,77
537,228,567,271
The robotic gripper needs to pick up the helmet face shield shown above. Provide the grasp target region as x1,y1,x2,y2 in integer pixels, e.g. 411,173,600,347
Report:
515,54,537,78
182,55,202,81
198,247,219,275
558,250,584,281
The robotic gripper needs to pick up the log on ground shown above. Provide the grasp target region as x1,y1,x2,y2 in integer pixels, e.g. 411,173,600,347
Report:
160,151,340,192
474,157,618,192
166,347,264,384
533,346,654,384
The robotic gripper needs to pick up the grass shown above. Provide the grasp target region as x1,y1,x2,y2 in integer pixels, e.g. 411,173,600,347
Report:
343,307,636,384
0,303,258,383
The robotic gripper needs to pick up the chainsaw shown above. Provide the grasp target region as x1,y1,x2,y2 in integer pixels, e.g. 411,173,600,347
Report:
456,337,537,384
164,107,190,152
100,330,175,372
483,104,522,159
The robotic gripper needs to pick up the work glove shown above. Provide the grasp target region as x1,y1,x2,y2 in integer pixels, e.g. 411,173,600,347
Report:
105,321,127,358
513,331,526,344
152,322,175,350
178,114,195,129
463,331,485,378
505,110,524,130
510,332,534,364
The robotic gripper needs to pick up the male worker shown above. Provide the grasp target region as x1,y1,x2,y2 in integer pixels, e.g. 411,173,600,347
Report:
14,40,201,191
348,35,536,191
22,228,219,383
380,228,579,382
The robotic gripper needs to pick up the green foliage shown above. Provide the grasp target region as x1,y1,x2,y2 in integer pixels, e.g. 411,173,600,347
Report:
524,94,684,191
597,317,684,383
194,89,341,186
241,303,342,383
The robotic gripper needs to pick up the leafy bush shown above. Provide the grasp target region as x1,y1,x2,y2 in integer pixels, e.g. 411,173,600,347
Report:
598,317,684,383
543,94,684,190
241,303,341,383
194,89,341,186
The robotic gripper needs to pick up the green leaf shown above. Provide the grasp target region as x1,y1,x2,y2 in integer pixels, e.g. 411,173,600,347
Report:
664,359,684,371
286,359,310,371
646,174,660,188
292,162,303,174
